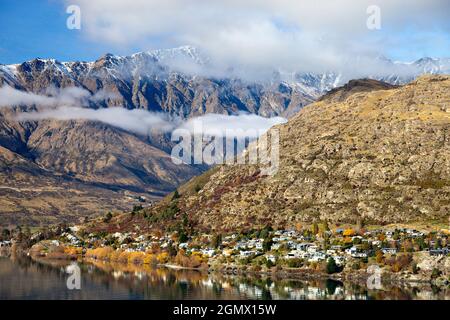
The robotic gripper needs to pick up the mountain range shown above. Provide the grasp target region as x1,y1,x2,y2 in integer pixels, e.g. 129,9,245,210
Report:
0,46,449,226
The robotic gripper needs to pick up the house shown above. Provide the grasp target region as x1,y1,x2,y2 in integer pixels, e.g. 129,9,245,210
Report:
266,254,276,263
69,226,80,233
286,250,302,259
346,246,368,258
332,256,346,266
234,241,248,250
297,243,314,251
307,245,319,253
429,248,449,256
240,250,257,257
385,231,394,237
178,243,188,249
371,240,381,246
201,249,216,257
50,240,60,246
160,242,169,249
308,252,326,262
285,230,297,237
271,243,281,250
381,248,398,254
287,241,296,249
135,235,146,242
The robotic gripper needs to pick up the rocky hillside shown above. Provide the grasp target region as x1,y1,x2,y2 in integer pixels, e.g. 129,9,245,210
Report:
0,111,201,226
142,75,450,233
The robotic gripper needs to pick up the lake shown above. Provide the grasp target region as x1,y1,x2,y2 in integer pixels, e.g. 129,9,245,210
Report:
0,256,447,300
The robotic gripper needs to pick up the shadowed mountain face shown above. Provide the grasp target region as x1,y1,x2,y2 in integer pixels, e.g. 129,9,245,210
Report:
139,76,450,233
0,47,449,226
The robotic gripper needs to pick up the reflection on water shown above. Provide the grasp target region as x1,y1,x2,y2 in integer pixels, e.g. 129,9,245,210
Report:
0,256,448,300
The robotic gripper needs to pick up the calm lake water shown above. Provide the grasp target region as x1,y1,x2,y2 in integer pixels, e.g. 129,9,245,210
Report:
0,256,448,300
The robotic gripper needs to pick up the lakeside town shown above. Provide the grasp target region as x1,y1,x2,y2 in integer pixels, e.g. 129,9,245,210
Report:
1,219,449,286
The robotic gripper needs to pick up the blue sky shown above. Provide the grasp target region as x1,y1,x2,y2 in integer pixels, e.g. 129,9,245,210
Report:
0,0,123,64
0,0,449,66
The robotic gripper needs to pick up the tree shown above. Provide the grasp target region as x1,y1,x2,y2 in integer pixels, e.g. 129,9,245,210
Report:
326,257,339,274
211,234,222,249
178,230,188,243
431,268,442,279
287,258,303,268
103,212,113,223
259,226,271,240
171,189,180,201
167,244,177,257
375,250,384,264
312,223,319,235
263,238,273,252
132,204,143,214
23,226,31,238
323,232,330,250
265,258,274,268
434,239,442,249
1,229,10,240
181,213,189,228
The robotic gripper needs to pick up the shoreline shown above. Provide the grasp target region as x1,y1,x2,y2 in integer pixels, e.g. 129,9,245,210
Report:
24,252,447,288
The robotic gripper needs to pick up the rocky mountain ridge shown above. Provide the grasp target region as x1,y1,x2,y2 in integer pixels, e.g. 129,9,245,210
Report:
141,75,450,233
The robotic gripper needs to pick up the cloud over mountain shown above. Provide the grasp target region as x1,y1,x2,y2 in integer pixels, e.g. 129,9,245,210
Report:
0,85,117,107
2,86,285,137
68,0,450,79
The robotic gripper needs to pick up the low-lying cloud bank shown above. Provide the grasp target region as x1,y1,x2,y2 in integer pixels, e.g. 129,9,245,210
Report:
1,86,286,137
15,106,178,135
178,113,286,138
0,85,117,108
15,107,285,138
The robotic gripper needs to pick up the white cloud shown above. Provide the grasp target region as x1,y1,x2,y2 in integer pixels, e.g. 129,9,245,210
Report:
14,106,176,135
0,85,118,108
68,0,450,78
178,113,286,138
14,106,285,138
4,85,285,137
0,85,56,107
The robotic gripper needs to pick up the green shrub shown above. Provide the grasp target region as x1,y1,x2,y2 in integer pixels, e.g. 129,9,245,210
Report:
287,258,303,268
326,257,339,274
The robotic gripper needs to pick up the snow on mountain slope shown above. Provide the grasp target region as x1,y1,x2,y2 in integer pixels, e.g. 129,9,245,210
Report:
3,46,449,101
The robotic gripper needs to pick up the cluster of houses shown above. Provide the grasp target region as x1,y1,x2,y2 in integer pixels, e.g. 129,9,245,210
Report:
196,227,447,267
280,228,447,261
60,225,449,260
3,222,448,271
